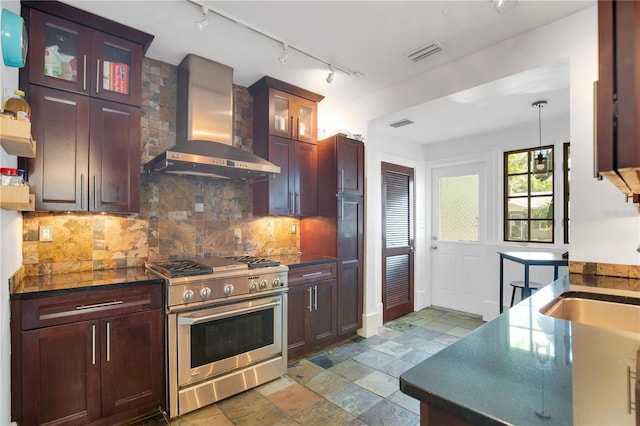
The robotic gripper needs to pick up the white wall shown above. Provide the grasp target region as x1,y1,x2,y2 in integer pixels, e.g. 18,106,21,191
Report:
0,1,23,422
323,6,634,333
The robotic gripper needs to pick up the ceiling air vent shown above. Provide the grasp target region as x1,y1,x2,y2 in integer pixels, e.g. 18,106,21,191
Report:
389,119,415,128
405,41,446,63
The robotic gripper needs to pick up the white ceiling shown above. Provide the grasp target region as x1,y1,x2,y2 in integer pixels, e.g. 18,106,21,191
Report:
62,0,594,144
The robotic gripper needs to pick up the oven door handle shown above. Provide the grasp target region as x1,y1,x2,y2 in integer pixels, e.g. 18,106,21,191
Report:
177,299,281,325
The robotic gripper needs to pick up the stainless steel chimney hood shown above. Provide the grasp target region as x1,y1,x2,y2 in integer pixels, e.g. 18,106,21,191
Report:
144,54,280,180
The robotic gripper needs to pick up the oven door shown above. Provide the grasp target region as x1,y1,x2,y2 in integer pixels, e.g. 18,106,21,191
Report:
176,294,284,387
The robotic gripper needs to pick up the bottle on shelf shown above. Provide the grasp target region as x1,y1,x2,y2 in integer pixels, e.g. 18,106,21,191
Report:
3,90,31,122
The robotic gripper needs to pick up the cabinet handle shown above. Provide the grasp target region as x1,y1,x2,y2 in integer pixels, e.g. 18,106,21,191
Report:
628,366,637,414
43,96,77,106
296,192,300,215
340,198,344,221
307,287,312,312
80,173,84,209
290,116,294,138
289,192,294,214
593,81,603,180
340,170,345,192
91,324,96,365
93,175,97,210
106,322,111,362
301,271,323,278
76,300,124,311
296,117,300,139
313,285,318,311
96,59,100,94
83,55,87,91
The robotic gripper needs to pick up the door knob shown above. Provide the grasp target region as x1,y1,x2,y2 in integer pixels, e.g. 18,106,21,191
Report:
431,245,438,250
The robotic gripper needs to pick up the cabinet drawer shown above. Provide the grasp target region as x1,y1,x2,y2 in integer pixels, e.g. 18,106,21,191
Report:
21,284,162,330
288,262,337,286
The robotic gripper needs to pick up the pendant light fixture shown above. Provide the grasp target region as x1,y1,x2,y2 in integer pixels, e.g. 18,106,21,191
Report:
532,100,548,177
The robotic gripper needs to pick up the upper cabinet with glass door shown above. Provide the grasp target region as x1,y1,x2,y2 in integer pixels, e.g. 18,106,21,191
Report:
269,88,318,144
25,7,143,107
250,76,324,144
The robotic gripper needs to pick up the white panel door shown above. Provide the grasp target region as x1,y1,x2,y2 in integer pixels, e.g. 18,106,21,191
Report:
430,162,486,315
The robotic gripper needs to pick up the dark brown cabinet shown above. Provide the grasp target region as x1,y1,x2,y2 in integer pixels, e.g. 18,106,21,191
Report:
302,134,364,336
287,262,337,360
20,1,152,212
24,5,145,107
596,1,640,196
249,76,323,144
249,77,323,216
254,136,317,216
27,85,141,211
11,283,163,426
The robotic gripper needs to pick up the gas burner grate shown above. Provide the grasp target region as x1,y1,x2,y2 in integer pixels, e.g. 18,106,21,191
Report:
225,255,280,269
148,260,213,278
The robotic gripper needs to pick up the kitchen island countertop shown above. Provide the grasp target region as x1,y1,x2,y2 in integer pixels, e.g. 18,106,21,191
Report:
400,273,640,425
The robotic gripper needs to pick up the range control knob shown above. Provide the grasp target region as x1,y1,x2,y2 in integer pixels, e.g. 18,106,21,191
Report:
200,287,212,299
272,278,282,288
223,284,235,295
259,279,268,289
183,289,195,302
249,282,258,292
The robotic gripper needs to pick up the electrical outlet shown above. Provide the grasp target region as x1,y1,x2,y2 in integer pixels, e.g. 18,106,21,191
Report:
290,224,296,234
39,226,53,242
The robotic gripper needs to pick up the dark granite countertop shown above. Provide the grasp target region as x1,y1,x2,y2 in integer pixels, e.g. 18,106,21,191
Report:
400,273,640,425
269,253,337,268
10,267,162,300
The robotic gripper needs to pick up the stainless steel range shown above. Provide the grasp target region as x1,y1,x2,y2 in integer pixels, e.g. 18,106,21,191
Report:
145,256,288,418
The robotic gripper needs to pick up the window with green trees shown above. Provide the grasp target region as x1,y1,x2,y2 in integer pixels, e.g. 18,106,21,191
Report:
504,146,554,243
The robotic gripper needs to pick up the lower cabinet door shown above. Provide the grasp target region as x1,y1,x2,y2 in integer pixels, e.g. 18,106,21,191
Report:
287,283,311,359
311,279,338,346
101,310,162,417
22,321,101,425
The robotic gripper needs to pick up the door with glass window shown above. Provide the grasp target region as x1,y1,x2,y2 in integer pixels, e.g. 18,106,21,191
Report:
430,162,486,315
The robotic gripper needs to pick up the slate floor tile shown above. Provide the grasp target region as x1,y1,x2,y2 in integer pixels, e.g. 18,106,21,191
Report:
308,349,349,369
329,359,377,382
354,370,399,398
304,369,350,396
326,383,382,417
352,349,396,370
357,399,420,426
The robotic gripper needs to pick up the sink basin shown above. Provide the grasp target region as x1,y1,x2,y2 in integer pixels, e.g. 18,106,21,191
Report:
540,291,640,333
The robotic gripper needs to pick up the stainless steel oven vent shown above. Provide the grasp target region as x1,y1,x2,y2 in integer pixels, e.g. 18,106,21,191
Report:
405,41,446,63
389,118,415,128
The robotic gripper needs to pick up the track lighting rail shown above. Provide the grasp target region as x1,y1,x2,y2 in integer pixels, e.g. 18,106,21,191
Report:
186,0,363,78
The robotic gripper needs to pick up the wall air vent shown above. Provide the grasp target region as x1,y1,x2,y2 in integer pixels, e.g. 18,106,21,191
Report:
389,119,415,128
405,41,446,63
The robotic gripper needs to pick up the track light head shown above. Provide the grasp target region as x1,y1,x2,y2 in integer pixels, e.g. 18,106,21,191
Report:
279,43,288,64
326,65,334,84
196,5,209,31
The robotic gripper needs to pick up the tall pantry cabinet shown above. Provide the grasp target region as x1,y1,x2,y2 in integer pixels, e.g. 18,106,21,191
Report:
302,134,364,336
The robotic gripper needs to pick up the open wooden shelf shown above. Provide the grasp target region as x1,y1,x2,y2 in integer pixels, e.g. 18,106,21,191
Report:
0,115,36,157
0,185,35,211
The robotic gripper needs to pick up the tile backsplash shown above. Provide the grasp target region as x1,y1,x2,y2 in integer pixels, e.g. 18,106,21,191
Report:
22,57,299,276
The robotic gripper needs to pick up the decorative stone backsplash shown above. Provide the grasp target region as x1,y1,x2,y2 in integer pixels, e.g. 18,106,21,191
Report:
22,57,299,275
